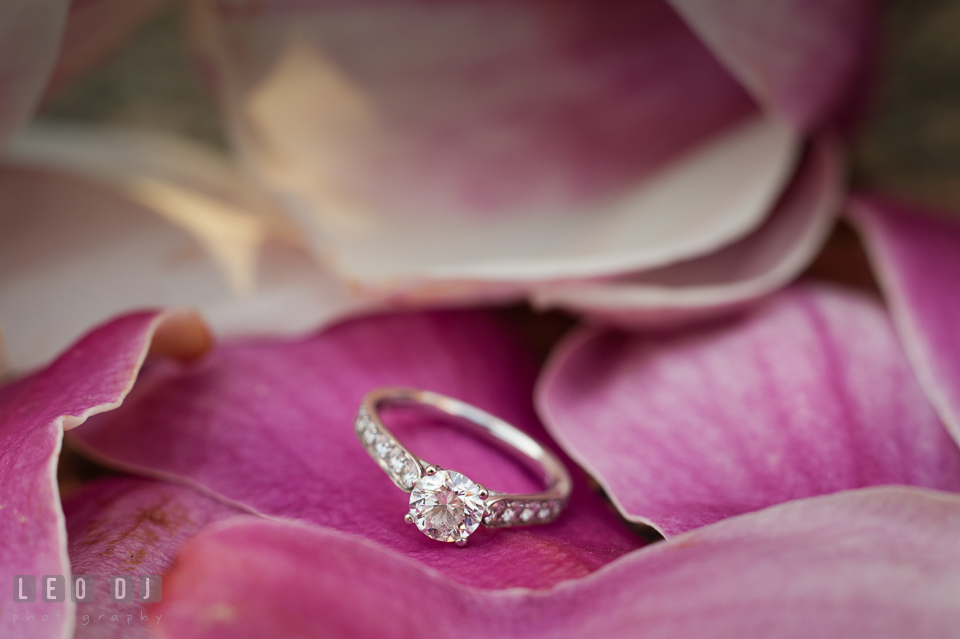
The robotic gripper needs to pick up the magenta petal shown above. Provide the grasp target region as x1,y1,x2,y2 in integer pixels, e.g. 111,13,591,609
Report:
668,0,876,129
154,487,960,639
538,284,960,536
71,311,644,589
65,477,243,639
0,312,167,638
848,197,960,447
0,1,69,146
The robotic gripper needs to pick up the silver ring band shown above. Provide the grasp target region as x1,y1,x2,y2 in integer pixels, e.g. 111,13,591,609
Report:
355,387,572,545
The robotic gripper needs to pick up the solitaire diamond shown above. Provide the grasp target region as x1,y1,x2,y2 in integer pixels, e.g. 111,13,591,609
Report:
409,469,486,543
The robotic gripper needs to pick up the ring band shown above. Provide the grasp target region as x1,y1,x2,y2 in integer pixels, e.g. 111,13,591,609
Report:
355,387,572,546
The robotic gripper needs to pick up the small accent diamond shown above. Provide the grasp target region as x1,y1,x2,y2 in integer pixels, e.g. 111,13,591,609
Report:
375,439,394,458
399,461,420,490
520,506,535,522
388,452,406,473
483,500,506,525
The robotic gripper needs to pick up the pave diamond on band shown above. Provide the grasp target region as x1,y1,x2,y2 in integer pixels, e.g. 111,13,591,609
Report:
355,387,572,546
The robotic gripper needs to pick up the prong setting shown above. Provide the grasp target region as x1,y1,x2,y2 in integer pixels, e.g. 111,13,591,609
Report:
477,484,489,500
404,513,414,525
455,538,467,547
424,465,440,476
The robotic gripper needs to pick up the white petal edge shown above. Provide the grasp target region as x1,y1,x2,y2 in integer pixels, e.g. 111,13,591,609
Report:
283,115,801,288
0,123,375,372
529,138,841,327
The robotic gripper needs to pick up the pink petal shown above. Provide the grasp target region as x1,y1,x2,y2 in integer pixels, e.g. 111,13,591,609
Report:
531,137,841,327
45,0,170,96
154,487,960,639
191,1,804,291
847,197,960,447
71,311,644,589
0,312,171,639
0,2,69,147
668,0,877,129
195,0,757,216
0,125,372,372
537,284,960,537
64,477,244,639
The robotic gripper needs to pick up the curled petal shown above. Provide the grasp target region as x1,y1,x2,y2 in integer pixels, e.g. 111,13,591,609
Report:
0,311,180,639
668,0,877,129
65,477,244,639
848,197,960,447
531,138,841,327
537,285,960,536
194,0,757,217
190,0,801,292
0,2,69,147
0,125,371,372
71,311,644,589
154,487,960,639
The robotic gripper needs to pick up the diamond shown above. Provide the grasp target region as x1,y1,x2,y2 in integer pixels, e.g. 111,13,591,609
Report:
362,424,379,445
375,439,394,458
501,505,517,524
399,461,420,490
520,502,539,523
388,451,406,473
483,500,506,525
409,469,486,543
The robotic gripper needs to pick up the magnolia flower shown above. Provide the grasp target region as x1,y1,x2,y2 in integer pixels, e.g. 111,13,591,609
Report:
3,198,960,639
1,0,872,370
4,1,960,638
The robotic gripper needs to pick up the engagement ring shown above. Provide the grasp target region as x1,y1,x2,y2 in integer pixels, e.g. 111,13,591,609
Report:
355,387,572,546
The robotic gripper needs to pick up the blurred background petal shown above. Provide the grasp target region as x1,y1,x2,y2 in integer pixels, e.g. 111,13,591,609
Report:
530,139,842,327
45,0,171,97
667,0,877,129
0,1,69,147
0,125,371,372
188,0,819,297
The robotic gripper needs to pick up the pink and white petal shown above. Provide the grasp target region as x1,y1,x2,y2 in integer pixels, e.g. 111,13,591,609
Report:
45,0,170,96
190,1,799,290
64,477,245,639
668,0,877,130
154,487,960,639
0,1,69,148
0,124,371,373
70,311,645,589
194,0,758,219
537,284,960,537
531,138,841,328
847,197,960,447
0,312,178,639
323,116,798,289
